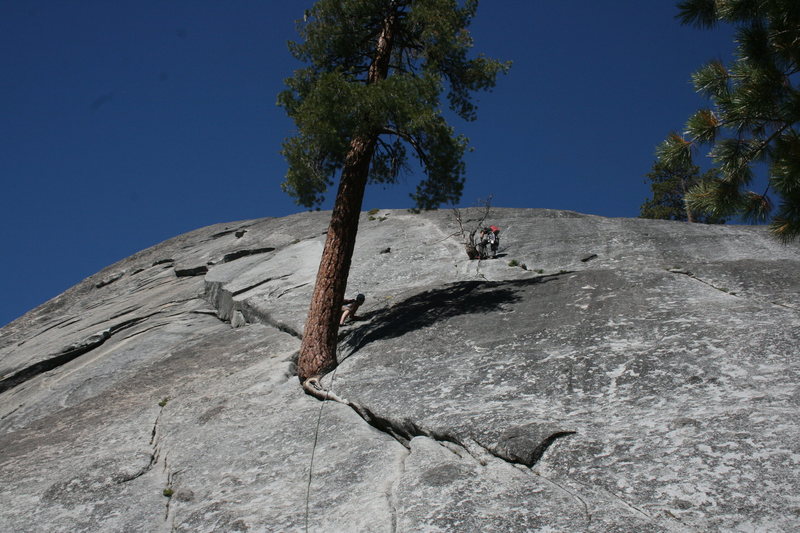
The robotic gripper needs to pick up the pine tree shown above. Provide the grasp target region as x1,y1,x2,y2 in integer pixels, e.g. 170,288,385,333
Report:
657,0,800,241
278,0,509,384
640,159,726,223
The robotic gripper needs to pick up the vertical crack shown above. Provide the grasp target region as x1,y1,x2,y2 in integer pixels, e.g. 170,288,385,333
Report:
386,448,409,533
164,454,174,520
150,400,179,532
530,471,592,526
116,399,168,486
149,400,167,469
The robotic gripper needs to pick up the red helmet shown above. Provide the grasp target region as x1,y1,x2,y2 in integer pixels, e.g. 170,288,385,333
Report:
489,225,500,232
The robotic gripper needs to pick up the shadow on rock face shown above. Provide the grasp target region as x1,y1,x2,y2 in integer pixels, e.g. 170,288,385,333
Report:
340,275,561,358
493,423,576,467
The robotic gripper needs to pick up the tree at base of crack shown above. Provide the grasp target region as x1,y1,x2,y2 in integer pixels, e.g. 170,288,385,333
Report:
278,0,510,383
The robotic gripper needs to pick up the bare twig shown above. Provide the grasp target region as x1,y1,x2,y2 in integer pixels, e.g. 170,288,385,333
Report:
450,196,494,260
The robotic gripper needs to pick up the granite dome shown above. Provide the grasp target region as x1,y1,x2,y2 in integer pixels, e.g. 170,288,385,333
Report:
2,208,799,532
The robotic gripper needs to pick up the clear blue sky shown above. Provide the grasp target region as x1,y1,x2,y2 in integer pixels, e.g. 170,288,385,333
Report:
1,1,734,327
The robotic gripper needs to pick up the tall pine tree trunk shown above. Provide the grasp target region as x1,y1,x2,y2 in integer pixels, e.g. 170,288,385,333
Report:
297,8,396,383
297,136,375,381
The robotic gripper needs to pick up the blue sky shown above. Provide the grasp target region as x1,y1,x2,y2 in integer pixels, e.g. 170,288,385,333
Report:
1,1,735,327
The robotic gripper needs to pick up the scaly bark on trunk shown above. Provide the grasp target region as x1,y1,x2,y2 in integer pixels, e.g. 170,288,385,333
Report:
297,8,397,382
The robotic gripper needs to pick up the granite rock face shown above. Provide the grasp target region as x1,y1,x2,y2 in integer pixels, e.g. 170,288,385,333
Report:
1,208,799,532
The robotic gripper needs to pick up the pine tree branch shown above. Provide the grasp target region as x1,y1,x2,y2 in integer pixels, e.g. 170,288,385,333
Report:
751,122,791,159
380,127,431,168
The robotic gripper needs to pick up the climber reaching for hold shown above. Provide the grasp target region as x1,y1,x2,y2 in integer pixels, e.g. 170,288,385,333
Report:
340,293,365,325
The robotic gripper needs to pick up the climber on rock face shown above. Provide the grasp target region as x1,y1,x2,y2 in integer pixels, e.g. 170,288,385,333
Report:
476,225,501,259
488,225,500,258
339,293,365,326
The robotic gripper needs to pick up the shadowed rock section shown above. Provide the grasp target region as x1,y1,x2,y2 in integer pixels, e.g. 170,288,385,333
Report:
339,275,562,358
491,424,577,467
174,265,208,277
204,273,302,338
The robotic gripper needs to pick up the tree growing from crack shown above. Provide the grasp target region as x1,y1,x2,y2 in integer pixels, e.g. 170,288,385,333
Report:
278,0,510,388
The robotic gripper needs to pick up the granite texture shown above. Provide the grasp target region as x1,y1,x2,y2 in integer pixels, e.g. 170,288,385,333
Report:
1,208,799,532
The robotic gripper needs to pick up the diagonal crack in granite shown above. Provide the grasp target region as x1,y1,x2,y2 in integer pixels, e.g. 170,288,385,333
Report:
0,314,159,394
317,392,576,470
667,267,799,313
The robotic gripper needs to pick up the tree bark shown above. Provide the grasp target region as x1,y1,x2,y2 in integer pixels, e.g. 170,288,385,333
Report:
297,136,375,381
297,8,397,383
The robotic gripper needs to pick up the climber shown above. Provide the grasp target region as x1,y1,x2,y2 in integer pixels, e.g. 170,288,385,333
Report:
476,227,490,259
489,225,501,258
340,293,365,325
476,226,501,259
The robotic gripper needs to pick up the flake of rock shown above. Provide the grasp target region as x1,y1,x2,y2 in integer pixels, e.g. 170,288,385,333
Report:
95,271,125,288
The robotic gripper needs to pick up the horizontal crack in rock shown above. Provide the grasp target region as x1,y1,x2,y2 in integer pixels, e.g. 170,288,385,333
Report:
243,308,302,339
221,247,275,264
668,268,799,314
175,265,209,278
23,317,82,344
208,225,252,240
231,276,287,297
120,323,168,342
771,301,798,312
0,315,156,395
95,271,125,289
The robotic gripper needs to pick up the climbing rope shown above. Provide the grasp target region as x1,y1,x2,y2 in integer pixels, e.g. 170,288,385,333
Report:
304,387,325,533
302,289,378,532
303,347,343,533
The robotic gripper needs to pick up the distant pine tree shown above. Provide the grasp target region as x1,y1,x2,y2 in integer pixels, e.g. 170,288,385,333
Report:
640,159,726,224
